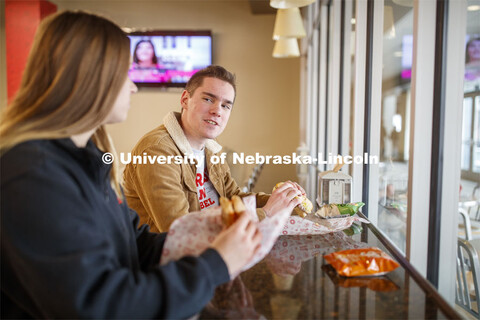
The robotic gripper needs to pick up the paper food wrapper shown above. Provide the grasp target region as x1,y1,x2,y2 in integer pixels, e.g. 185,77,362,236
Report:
160,195,369,278
160,195,293,278
281,214,369,235
265,232,370,276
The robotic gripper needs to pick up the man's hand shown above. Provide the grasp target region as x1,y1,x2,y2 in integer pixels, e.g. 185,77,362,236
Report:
286,180,307,196
263,182,302,217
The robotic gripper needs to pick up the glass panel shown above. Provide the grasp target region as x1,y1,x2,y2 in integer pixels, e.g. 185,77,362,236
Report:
349,0,356,163
461,97,473,171
456,3,480,313
463,3,480,93
473,96,480,172
459,1,480,202
377,1,414,254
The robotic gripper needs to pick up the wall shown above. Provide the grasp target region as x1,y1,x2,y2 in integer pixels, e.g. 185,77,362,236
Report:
0,1,6,110
50,0,301,193
5,0,57,100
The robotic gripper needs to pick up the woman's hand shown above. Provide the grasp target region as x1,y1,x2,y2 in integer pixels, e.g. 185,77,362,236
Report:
211,212,262,276
263,181,302,217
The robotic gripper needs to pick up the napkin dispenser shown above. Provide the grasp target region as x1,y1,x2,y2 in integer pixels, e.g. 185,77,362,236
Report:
317,163,352,205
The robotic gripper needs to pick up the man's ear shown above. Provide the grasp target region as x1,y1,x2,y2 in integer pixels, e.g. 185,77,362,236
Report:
180,90,190,110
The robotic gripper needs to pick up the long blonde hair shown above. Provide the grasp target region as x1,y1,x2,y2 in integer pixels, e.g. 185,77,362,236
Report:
0,11,130,198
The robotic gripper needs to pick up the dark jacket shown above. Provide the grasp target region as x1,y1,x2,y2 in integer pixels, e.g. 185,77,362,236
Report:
1,138,229,319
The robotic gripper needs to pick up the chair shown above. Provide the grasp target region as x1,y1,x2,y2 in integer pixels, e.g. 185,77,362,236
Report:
222,146,265,193
456,239,480,319
460,208,474,241
223,147,256,191
241,163,264,192
473,184,480,220
459,208,480,240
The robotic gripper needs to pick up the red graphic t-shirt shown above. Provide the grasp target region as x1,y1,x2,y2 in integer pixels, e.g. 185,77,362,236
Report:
193,149,219,210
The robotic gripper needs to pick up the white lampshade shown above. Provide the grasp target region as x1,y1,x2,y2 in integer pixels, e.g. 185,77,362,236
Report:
392,0,413,7
270,0,315,9
272,38,300,58
384,6,396,39
273,8,306,40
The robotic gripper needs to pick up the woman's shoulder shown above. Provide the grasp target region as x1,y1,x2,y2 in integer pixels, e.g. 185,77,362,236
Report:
2,140,48,174
1,139,77,185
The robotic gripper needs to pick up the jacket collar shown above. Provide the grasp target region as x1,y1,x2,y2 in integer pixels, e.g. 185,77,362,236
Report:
52,138,111,179
53,138,103,163
163,111,223,155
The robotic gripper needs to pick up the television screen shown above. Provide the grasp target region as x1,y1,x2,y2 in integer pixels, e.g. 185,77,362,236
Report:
126,30,212,88
400,34,412,80
464,35,480,93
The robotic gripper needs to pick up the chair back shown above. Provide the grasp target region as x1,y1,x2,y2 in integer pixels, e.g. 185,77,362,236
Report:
460,208,474,241
473,184,480,220
242,163,265,193
456,238,480,319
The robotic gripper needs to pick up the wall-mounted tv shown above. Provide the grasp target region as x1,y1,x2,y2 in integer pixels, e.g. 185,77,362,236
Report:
126,30,212,88
400,34,413,80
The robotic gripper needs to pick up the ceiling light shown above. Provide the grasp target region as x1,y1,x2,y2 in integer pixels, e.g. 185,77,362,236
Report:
272,38,300,58
384,6,396,39
273,8,306,40
467,5,480,11
392,0,413,7
270,0,315,9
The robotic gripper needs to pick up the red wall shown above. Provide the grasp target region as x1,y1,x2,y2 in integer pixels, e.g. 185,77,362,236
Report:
5,0,56,101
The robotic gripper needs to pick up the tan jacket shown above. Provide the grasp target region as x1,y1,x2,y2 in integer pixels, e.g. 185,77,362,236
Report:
123,111,270,232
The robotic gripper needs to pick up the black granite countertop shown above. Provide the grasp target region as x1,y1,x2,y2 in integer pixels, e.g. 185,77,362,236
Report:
200,216,460,319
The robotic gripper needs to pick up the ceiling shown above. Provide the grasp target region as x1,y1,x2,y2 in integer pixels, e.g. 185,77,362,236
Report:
249,0,276,14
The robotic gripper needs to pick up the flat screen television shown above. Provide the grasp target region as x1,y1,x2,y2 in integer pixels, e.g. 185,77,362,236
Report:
126,30,212,88
400,34,412,80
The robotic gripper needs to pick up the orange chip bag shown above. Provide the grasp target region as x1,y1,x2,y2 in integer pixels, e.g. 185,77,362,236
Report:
324,247,399,277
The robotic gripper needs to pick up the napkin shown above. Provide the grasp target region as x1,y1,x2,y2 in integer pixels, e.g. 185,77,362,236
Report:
160,195,292,278
281,215,369,235
159,195,369,278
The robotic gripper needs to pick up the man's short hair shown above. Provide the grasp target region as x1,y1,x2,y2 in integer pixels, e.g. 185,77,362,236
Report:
185,65,236,98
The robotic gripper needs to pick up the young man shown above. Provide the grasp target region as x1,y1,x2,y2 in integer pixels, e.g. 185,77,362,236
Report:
123,65,303,232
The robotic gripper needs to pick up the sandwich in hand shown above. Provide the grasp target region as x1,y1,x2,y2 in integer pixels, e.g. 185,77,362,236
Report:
220,195,246,227
273,182,313,218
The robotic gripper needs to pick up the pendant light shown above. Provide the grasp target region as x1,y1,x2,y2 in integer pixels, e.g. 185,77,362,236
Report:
273,7,306,40
272,38,300,58
270,0,315,9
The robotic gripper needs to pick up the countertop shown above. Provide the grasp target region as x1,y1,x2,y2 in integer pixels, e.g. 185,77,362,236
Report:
200,214,460,319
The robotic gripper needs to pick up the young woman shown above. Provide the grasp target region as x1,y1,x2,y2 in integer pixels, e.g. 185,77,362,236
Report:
128,39,169,83
0,11,264,319
465,37,480,82
133,39,159,68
